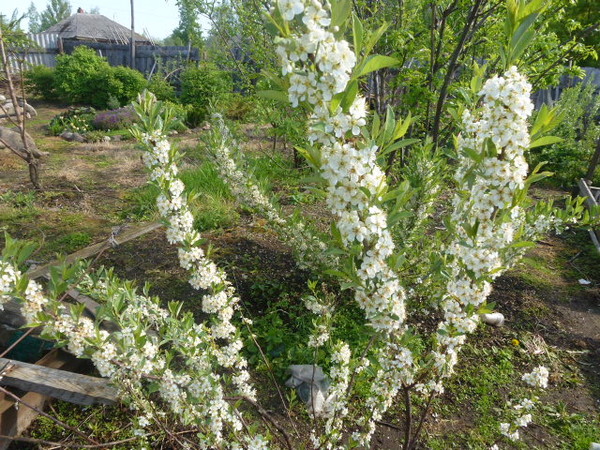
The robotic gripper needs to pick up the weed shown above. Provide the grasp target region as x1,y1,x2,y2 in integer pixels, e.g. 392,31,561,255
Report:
0,190,36,209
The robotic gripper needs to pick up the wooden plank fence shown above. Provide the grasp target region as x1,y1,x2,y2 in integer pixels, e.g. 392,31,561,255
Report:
0,221,162,448
10,34,200,75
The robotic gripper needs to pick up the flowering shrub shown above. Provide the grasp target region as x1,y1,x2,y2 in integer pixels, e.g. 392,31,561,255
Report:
92,106,139,131
1,1,597,449
48,107,95,135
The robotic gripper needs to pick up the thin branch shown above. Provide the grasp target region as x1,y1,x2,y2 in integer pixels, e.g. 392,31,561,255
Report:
241,396,294,450
431,0,486,147
403,386,412,449
0,385,101,446
0,326,37,358
0,434,149,448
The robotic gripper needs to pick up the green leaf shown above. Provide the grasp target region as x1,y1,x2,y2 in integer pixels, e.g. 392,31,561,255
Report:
393,113,413,140
324,269,349,280
529,136,564,149
358,55,399,78
363,22,389,56
509,28,535,63
382,105,395,145
340,80,359,112
378,139,420,158
352,14,364,55
372,111,381,139
510,13,538,52
331,0,352,28
257,90,289,103
508,240,536,249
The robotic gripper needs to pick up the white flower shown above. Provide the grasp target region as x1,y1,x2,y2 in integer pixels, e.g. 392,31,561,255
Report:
522,366,549,389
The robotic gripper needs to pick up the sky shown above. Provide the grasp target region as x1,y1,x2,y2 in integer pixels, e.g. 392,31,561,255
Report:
1,0,206,41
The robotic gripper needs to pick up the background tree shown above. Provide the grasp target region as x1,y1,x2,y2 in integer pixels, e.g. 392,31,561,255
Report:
37,0,72,32
26,3,43,33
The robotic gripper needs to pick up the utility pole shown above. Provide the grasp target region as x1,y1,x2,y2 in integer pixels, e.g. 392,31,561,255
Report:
130,0,135,69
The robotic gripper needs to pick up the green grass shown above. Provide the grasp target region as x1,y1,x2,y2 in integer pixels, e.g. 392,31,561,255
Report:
123,160,239,230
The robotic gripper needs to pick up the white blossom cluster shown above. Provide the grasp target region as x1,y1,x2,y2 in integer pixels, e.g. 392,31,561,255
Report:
0,260,20,309
273,0,413,444
321,342,351,448
1,260,250,447
521,366,549,389
500,396,538,442
137,128,253,387
208,114,333,270
275,0,405,332
433,67,535,381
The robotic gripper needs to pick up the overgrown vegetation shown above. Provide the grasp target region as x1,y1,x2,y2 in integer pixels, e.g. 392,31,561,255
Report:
1,0,600,448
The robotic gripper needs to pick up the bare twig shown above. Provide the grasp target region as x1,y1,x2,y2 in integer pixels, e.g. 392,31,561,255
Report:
0,385,101,445
0,326,37,358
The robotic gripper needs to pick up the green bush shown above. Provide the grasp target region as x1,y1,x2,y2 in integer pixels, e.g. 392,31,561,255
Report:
85,70,125,109
112,66,148,105
180,64,232,123
24,65,58,101
530,82,600,187
147,74,176,102
54,46,109,105
53,46,147,109
224,93,255,121
162,101,190,132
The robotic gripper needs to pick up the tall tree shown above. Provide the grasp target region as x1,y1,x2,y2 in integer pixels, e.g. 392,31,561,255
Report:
26,2,43,33
39,0,72,31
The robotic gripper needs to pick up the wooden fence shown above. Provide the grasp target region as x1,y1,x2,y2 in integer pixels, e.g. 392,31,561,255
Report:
9,33,199,76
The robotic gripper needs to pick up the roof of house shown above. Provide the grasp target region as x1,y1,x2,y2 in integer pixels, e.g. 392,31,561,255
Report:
44,13,150,45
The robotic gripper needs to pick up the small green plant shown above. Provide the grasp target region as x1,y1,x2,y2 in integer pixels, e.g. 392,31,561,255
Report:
46,231,92,254
147,74,177,102
0,190,36,209
84,130,108,143
48,108,96,135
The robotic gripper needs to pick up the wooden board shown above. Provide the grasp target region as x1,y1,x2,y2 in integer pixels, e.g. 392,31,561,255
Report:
0,356,117,406
27,221,162,280
0,221,162,329
0,349,81,450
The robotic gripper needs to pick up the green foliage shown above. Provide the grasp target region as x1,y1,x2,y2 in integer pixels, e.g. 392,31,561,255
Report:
48,107,95,135
0,190,36,209
54,46,109,104
180,162,239,230
530,82,600,187
84,130,107,143
46,231,92,254
123,160,238,230
53,46,147,108
180,64,233,122
147,74,177,102
224,93,255,121
242,291,314,378
111,66,148,105
24,65,58,100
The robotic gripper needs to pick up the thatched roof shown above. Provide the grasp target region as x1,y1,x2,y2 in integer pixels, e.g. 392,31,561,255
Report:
45,13,150,45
